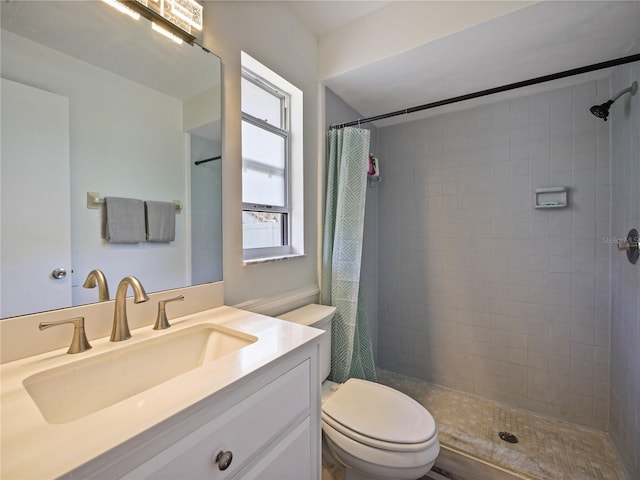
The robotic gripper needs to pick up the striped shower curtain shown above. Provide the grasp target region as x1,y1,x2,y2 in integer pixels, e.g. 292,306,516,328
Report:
321,127,376,383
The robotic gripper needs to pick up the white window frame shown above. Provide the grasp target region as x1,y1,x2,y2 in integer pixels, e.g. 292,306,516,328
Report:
242,71,291,252
241,52,304,263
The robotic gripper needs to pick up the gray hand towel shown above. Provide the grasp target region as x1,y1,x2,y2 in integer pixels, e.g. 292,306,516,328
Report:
145,201,176,242
104,197,146,243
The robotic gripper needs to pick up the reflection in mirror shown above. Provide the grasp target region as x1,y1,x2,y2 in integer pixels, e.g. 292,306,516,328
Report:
0,1,222,319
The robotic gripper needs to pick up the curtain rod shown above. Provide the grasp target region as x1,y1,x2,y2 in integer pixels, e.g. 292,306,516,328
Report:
329,53,640,130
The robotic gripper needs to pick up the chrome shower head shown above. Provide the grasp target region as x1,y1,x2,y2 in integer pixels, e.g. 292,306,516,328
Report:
590,81,637,121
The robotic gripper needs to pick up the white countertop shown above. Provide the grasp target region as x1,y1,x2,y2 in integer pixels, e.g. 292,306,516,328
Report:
0,306,322,479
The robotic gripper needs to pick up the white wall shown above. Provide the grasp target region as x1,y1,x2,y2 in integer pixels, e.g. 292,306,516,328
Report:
199,2,319,306
377,79,612,430
2,31,188,305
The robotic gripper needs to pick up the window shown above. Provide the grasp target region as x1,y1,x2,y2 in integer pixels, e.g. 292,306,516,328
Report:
241,52,303,261
241,72,290,249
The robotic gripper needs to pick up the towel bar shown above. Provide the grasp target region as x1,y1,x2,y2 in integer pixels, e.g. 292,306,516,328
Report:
87,192,182,212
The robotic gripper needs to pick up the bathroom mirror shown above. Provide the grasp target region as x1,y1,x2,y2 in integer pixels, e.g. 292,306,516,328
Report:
0,1,222,318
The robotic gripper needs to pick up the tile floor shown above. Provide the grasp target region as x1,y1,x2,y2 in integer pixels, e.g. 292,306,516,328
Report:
376,369,629,480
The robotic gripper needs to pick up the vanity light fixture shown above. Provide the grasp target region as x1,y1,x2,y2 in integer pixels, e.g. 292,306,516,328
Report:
163,0,203,32
102,0,203,45
126,0,202,45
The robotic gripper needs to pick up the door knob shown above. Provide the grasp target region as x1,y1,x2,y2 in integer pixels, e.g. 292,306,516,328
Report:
214,450,233,470
51,268,67,279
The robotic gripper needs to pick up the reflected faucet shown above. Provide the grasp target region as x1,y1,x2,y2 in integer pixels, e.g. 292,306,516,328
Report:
82,269,110,301
111,276,149,342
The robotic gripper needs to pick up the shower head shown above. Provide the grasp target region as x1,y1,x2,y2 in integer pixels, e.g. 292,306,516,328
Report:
590,100,614,121
590,81,637,121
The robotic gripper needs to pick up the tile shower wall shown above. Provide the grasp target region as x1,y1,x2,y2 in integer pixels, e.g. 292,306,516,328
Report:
609,59,640,479
377,80,612,429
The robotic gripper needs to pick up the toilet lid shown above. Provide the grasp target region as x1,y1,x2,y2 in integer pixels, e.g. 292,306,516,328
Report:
322,378,437,445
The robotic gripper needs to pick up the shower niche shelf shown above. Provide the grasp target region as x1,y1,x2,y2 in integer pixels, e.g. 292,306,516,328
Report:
534,187,568,209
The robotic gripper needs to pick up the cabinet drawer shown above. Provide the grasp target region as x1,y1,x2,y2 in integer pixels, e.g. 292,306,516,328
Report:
122,360,310,479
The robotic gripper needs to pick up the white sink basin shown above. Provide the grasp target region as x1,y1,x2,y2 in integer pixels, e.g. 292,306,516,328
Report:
23,324,257,424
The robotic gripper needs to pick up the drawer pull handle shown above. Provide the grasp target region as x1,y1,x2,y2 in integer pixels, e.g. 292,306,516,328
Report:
215,450,233,470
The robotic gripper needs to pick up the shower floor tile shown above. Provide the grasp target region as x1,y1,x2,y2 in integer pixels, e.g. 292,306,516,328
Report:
377,369,629,480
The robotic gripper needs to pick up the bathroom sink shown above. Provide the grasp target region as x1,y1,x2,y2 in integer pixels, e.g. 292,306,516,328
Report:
23,324,257,424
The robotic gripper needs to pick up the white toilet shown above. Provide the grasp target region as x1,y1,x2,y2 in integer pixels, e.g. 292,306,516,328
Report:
278,304,439,480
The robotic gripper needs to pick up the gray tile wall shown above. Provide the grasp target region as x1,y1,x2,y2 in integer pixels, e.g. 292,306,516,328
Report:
609,60,640,479
377,80,612,429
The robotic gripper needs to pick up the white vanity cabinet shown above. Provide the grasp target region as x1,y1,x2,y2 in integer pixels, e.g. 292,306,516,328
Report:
2,302,323,480
61,340,322,480
122,360,313,479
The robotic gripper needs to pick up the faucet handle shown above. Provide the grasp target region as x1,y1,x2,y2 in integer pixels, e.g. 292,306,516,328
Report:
153,295,185,330
39,317,92,354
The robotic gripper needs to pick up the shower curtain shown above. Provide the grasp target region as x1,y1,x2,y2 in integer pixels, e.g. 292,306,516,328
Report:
321,127,376,383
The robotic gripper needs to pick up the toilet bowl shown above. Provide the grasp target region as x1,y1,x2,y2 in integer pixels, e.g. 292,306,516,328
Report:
278,304,439,480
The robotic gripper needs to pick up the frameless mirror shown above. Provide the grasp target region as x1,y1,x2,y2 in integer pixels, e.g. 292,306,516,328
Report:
1,1,222,319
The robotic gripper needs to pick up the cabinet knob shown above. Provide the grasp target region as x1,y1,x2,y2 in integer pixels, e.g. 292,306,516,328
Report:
214,450,233,471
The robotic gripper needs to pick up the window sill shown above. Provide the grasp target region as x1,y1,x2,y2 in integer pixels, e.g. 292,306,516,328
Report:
243,253,305,266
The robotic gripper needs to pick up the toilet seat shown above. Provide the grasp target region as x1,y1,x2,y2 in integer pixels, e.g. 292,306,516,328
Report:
322,379,437,452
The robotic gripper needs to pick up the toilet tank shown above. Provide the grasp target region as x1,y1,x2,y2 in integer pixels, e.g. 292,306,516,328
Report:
278,304,335,382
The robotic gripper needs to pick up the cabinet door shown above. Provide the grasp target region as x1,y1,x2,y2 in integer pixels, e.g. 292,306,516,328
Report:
122,360,310,479
234,418,311,479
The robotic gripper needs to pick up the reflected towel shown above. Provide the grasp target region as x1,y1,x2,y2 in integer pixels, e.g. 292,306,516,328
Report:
145,201,175,242
104,197,146,243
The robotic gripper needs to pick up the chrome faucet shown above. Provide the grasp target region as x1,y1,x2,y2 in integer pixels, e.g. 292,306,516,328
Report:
111,276,149,342
82,269,110,301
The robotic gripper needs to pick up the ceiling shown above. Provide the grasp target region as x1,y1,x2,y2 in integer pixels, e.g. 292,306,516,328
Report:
287,1,640,127
4,1,637,128
286,1,392,36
